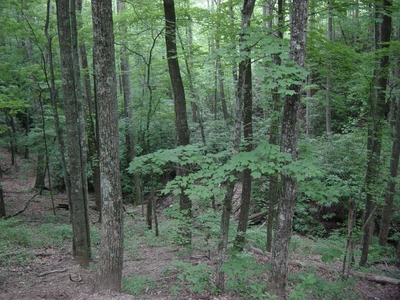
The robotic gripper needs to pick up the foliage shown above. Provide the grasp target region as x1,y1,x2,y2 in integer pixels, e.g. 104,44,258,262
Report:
222,252,271,299
293,132,368,237
288,271,359,300
123,275,155,296
172,260,212,295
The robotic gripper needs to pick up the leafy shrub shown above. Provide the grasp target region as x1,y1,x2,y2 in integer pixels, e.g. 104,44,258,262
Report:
123,275,155,295
172,260,212,295
222,252,270,299
288,271,358,299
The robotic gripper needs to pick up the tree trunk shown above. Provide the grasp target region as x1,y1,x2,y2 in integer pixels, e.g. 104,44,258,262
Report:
34,154,46,191
117,0,142,206
268,0,308,297
215,0,255,289
215,181,235,292
215,0,229,121
177,27,207,145
163,0,192,245
379,21,398,246
378,94,400,246
325,0,333,135
0,186,5,218
234,0,256,249
92,0,124,291
44,0,72,214
76,0,101,214
360,0,391,266
56,0,90,268
266,0,284,253
396,239,400,268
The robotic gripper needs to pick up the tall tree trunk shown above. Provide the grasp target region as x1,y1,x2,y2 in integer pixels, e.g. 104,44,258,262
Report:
44,0,71,213
56,0,90,268
268,0,308,297
215,0,255,290
234,0,256,251
117,0,142,206
379,22,398,246
266,0,284,253
378,96,400,245
163,0,192,245
76,0,101,214
359,0,391,266
326,0,333,134
92,0,124,291
215,0,229,121
177,26,206,145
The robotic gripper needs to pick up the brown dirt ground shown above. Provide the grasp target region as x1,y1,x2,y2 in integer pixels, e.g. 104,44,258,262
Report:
0,148,399,300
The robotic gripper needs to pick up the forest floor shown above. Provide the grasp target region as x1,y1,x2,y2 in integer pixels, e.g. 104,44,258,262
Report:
0,147,399,300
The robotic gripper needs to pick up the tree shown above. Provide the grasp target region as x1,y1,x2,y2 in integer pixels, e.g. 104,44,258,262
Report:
215,0,255,290
55,0,90,268
268,0,308,297
378,57,399,245
234,0,256,251
117,0,142,206
359,0,392,266
325,0,333,134
265,0,284,253
163,0,192,245
92,0,124,291
76,0,101,215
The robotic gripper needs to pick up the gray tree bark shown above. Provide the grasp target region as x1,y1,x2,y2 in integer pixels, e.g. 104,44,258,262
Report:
76,0,101,216
265,0,284,253
268,0,308,297
56,0,90,268
92,0,124,291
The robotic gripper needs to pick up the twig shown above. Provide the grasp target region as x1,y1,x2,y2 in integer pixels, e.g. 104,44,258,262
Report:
37,268,68,277
5,193,38,219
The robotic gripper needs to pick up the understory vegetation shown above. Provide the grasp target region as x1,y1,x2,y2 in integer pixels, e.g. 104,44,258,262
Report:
0,183,398,299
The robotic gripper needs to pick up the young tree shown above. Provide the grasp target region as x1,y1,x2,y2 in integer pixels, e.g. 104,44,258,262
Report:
215,0,255,290
55,0,90,268
163,0,192,245
92,0,124,291
268,0,308,297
